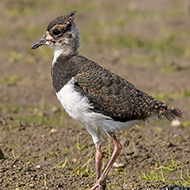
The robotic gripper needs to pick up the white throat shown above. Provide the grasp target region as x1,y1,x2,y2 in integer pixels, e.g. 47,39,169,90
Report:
52,47,63,66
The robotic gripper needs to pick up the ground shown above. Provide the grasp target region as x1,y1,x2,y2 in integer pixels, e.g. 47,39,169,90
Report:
0,0,190,190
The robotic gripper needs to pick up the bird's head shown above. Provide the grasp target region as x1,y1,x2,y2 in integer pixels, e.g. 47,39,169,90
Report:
32,11,79,55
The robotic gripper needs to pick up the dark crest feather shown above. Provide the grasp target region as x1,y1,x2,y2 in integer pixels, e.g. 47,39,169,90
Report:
47,11,77,31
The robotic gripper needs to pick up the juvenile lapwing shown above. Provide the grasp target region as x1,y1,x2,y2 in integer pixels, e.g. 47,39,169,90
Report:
32,11,182,190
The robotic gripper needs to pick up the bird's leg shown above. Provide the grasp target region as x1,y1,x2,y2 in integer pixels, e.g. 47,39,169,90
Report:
90,133,122,190
95,142,102,180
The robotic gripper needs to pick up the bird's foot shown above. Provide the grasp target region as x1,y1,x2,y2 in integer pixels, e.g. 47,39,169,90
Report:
98,184,106,190
90,180,106,190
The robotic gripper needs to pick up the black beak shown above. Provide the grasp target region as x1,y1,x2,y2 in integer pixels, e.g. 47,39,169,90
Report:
31,37,47,49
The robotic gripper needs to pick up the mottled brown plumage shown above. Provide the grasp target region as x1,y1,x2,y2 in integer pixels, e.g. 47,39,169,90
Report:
47,11,76,32
52,53,182,122
74,59,169,122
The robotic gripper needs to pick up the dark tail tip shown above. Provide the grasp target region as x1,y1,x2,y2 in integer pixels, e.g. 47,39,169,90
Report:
159,107,182,121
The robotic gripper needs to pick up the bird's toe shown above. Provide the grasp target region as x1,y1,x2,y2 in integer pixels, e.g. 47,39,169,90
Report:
90,180,106,190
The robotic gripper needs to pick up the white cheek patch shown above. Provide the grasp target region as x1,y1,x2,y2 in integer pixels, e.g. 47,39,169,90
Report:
45,41,51,46
45,32,53,40
63,38,70,44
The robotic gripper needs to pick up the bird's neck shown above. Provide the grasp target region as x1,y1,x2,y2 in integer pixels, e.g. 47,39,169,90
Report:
52,46,78,66
52,47,62,66
53,23,80,58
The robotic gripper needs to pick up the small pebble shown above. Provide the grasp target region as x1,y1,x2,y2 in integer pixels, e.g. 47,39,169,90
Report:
50,128,58,133
72,158,77,163
171,120,183,128
29,183,34,188
36,165,41,169
113,162,125,168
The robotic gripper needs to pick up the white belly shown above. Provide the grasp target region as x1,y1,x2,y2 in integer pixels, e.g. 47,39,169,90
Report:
56,78,93,122
56,78,139,133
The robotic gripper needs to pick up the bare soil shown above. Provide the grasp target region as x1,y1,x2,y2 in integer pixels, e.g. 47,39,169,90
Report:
0,0,190,190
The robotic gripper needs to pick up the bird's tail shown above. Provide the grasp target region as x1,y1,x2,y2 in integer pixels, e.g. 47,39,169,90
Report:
158,105,182,121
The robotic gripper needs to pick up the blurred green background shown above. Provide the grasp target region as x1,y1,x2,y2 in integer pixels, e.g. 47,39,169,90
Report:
0,0,190,123
0,1,190,189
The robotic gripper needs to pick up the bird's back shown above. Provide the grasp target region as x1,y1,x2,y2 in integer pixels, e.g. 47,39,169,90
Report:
52,54,181,123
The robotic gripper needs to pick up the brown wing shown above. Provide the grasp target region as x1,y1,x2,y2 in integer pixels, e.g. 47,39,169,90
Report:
74,58,166,122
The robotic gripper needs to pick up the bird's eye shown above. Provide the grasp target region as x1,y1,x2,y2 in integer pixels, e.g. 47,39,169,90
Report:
53,29,61,35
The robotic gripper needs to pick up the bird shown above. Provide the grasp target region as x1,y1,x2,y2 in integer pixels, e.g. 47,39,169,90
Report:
31,11,182,190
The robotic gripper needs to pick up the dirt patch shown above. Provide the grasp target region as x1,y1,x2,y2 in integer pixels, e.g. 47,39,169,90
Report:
0,0,190,189
0,116,190,189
